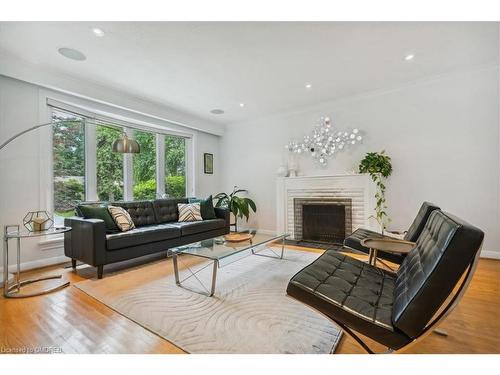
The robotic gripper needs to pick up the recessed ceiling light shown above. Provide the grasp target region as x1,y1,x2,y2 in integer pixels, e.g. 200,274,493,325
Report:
210,109,225,115
404,54,415,61
239,103,245,107
58,47,86,61
305,83,312,89
92,27,105,37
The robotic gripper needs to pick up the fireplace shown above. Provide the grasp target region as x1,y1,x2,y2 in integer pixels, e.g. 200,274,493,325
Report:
293,198,352,245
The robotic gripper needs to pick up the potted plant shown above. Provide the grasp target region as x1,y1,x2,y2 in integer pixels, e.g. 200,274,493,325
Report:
358,150,393,234
214,186,257,232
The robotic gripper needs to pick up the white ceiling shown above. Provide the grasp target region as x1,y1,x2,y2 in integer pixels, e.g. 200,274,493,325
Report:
0,22,498,126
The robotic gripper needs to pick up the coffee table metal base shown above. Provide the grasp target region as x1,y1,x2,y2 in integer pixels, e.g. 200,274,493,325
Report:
173,254,219,297
172,236,286,297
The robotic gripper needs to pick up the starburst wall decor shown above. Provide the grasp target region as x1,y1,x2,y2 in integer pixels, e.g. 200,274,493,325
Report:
285,116,364,166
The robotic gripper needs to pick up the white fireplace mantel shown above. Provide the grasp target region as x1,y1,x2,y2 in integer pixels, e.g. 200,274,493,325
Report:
276,173,378,239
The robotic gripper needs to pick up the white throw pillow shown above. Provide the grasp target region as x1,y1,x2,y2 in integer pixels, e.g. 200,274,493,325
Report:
108,205,136,231
178,203,203,222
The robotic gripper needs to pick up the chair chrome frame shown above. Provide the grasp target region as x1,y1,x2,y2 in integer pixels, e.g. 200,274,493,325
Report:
289,244,482,354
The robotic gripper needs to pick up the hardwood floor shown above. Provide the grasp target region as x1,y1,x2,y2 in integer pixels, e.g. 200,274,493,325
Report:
1,248,499,354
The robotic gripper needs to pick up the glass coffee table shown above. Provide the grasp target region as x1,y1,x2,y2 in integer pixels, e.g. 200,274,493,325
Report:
170,230,289,297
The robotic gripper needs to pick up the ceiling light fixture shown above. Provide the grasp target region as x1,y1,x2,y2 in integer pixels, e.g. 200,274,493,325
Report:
210,109,225,115
404,54,415,61
92,27,105,37
305,83,312,89
112,132,140,154
239,103,245,108
58,47,87,61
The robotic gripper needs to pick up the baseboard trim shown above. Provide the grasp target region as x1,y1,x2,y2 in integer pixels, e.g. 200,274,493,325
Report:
480,250,500,260
2,254,69,277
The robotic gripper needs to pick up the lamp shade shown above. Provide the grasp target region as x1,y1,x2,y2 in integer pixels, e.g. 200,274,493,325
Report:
112,133,140,154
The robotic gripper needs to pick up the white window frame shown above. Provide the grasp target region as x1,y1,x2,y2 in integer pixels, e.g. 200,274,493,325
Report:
45,100,192,216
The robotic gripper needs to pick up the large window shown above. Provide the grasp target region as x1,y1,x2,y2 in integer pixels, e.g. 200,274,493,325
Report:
52,110,85,220
133,130,156,199
96,124,124,201
165,135,186,198
51,108,189,217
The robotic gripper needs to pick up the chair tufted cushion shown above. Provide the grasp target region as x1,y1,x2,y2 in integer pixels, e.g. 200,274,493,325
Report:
112,201,157,227
392,210,484,338
343,228,405,264
153,198,188,223
287,250,412,349
404,201,440,242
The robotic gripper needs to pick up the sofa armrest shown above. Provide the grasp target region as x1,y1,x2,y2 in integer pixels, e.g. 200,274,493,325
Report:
214,207,230,227
64,217,106,266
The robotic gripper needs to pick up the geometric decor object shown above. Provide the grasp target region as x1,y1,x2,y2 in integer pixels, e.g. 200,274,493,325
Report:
23,210,53,232
286,116,364,166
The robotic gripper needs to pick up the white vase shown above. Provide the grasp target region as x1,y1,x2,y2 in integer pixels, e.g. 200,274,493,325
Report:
277,165,288,177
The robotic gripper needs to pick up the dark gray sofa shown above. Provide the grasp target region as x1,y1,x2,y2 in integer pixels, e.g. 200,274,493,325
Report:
64,198,230,278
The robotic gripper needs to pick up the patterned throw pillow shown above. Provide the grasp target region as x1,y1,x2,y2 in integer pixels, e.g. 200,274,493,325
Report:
188,195,216,219
178,203,203,222
108,205,136,232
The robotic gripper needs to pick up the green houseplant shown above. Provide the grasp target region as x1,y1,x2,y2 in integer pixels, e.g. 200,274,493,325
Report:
214,186,257,232
358,150,393,233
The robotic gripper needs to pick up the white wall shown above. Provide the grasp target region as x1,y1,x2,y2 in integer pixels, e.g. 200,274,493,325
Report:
221,65,500,257
0,75,222,275
195,131,221,198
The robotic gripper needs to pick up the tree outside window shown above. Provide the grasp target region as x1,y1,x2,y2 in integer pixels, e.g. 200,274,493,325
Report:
165,136,186,198
133,130,156,199
52,111,86,220
96,125,124,201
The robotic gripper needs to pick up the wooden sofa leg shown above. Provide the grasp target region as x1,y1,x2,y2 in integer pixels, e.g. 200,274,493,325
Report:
71,259,77,270
97,265,104,279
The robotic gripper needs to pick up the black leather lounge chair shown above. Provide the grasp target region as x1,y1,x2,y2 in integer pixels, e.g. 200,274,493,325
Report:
287,210,484,353
343,201,440,264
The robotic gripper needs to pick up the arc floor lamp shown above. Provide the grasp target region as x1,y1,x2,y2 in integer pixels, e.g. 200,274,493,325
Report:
1,119,140,298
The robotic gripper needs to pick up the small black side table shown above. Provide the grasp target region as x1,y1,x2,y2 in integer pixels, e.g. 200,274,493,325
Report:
3,225,71,298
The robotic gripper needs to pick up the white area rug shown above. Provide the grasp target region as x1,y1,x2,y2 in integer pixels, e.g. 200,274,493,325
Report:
75,248,342,354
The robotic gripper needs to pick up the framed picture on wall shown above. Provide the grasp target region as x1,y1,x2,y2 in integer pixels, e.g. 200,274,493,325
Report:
204,153,214,174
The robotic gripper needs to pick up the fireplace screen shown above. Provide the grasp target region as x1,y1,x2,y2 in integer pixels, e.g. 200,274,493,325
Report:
293,198,352,245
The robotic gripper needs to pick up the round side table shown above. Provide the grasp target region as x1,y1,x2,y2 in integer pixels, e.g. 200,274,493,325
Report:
360,237,416,267
3,225,72,298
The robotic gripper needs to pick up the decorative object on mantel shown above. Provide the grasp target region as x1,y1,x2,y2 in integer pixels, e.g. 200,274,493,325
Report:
276,164,288,177
214,186,257,232
358,150,393,234
288,160,298,177
285,116,364,166
22,210,53,232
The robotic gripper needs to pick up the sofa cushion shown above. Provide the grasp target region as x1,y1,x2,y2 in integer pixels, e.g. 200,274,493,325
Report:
153,198,188,223
168,218,226,236
106,224,181,251
112,200,156,227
